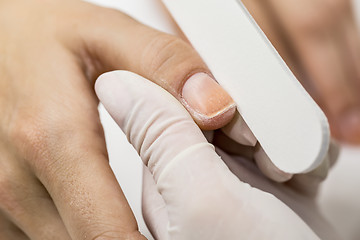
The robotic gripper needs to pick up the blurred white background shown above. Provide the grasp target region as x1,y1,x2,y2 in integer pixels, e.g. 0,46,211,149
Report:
83,0,360,239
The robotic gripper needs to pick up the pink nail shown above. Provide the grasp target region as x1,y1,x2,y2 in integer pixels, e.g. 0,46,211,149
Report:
181,73,236,129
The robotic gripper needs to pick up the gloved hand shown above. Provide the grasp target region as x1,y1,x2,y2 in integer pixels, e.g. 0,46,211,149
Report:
96,71,340,240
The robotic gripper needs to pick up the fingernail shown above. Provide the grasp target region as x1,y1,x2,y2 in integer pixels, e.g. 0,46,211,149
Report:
254,144,293,183
181,73,236,130
339,108,360,144
221,111,257,146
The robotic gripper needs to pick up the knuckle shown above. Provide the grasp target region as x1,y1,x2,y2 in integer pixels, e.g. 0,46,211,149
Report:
141,33,206,93
9,114,52,163
7,105,105,178
144,34,187,66
8,111,71,174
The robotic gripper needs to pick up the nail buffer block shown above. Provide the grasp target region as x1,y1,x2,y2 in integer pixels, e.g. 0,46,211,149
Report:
163,0,330,173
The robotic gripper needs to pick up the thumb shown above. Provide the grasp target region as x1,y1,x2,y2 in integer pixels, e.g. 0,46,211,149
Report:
79,6,236,130
96,71,319,240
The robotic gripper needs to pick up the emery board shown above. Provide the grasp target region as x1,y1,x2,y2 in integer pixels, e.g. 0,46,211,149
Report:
162,0,330,174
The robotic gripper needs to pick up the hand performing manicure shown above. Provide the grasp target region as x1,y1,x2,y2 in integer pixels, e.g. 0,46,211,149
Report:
97,71,340,240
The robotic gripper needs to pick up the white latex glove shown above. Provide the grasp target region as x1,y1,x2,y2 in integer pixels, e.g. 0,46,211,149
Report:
95,71,339,240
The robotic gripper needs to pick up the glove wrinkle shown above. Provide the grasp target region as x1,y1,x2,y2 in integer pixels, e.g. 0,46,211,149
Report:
96,71,322,240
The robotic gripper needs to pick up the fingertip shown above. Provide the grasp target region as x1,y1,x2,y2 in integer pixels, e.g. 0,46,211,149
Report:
194,102,237,130
95,71,117,98
254,143,293,183
221,111,257,146
181,72,237,130
95,70,148,114
95,70,128,96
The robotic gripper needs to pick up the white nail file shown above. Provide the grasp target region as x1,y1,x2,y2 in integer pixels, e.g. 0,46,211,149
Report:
162,0,330,173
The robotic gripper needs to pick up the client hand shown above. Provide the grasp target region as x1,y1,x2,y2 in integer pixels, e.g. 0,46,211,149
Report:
0,0,234,239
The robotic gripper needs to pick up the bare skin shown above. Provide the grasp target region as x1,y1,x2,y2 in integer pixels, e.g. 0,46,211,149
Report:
242,0,360,144
0,0,234,239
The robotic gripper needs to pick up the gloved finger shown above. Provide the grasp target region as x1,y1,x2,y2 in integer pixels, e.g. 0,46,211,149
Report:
142,166,169,240
288,140,340,197
212,130,293,182
96,70,320,239
328,139,340,168
221,111,257,146
219,148,341,240
70,1,236,130
286,156,330,197
0,211,29,240
253,143,293,182
0,144,71,240
212,130,255,159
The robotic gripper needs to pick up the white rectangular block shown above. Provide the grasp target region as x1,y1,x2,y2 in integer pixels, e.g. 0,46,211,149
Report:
163,0,330,173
